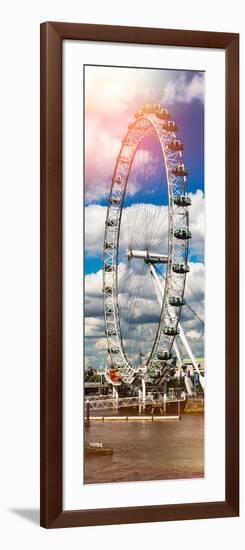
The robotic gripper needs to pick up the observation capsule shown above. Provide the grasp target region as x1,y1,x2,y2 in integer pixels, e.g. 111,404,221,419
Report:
163,325,180,336
172,263,190,274
143,104,151,113
110,348,120,354
120,157,129,164
106,219,118,227
174,228,192,240
106,329,117,337
104,241,114,250
169,296,185,306
122,136,133,146
104,286,113,294
134,110,144,118
173,195,192,207
104,264,114,272
163,120,178,132
157,351,172,361
156,108,170,120
153,103,161,112
168,139,184,151
113,176,123,185
172,164,189,177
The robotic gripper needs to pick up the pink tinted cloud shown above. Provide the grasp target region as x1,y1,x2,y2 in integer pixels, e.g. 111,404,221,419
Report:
84,66,164,202
84,66,204,202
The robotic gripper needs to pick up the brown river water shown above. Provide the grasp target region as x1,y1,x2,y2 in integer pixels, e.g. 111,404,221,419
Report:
84,412,204,484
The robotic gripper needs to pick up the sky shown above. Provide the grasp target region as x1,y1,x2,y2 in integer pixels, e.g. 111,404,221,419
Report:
84,65,205,370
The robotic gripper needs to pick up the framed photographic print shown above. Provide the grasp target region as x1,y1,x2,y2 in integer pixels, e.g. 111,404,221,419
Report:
40,22,239,528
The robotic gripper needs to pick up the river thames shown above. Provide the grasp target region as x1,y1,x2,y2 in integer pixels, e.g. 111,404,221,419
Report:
84,412,204,484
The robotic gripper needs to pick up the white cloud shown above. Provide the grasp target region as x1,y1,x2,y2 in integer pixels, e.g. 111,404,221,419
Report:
85,269,104,321
186,329,203,340
85,116,121,203
84,191,205,367
162,73,204,105
189,190,205,261
85,190,205,262
85,205,106,257
85,316,104,337
95,339,108,351
185,262,204,304
84,260,205,367
85,202,169,259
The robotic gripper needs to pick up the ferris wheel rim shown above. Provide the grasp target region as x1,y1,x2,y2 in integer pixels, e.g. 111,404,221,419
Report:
103,105,190,384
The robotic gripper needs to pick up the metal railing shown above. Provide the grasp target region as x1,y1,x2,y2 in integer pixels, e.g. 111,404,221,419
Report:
85,394,186,411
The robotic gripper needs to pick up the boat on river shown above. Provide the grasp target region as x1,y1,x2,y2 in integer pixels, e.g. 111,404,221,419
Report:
85,442,113,456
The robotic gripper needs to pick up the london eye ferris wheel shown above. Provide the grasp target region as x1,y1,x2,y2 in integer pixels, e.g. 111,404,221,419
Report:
103,103,199,387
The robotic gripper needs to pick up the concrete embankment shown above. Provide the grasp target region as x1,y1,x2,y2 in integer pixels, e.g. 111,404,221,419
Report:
89,415,180,422
184,400,204,413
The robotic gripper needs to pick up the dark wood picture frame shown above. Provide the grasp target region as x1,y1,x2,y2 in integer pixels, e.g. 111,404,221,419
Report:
40,21,239,528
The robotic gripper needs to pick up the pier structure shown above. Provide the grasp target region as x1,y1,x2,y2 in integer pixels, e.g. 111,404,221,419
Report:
85,391,185,414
